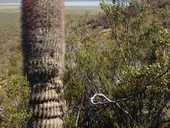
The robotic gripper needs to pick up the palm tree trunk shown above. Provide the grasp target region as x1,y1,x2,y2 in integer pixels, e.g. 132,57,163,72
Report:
21,0,65,127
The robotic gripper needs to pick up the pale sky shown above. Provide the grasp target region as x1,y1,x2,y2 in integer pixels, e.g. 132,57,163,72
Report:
0,0,107,7
0,0,103,3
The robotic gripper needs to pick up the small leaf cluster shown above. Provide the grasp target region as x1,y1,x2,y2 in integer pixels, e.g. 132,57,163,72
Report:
65,0,170,127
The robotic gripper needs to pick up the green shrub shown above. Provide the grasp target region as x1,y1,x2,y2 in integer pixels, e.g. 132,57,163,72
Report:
0,42,30,127
65,0,170,127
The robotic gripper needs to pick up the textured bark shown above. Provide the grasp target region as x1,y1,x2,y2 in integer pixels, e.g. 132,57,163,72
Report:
21,0,65,128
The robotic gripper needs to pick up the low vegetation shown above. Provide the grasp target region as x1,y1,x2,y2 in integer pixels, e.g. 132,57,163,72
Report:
0,0,170,127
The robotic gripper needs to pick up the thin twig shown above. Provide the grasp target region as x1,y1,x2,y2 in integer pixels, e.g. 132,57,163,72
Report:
90,93,132,125
76,82,86,127
90,67,169,124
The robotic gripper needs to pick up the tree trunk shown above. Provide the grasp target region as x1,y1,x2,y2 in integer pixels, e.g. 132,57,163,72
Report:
21,0,65,127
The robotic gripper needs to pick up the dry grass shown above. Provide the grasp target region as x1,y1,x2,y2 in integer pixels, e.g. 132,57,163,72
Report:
0,8,21,76
0,5,20,13
66,6,102,14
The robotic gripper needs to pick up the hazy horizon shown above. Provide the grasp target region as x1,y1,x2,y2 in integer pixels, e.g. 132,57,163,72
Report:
0,0,108,6
0,0,106,3
0,0,114,7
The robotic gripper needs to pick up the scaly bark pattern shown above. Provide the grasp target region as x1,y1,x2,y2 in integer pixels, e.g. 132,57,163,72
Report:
21,0,65,127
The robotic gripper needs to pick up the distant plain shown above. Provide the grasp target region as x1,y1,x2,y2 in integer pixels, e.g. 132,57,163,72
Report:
0,5,101,14
0,5,101,75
